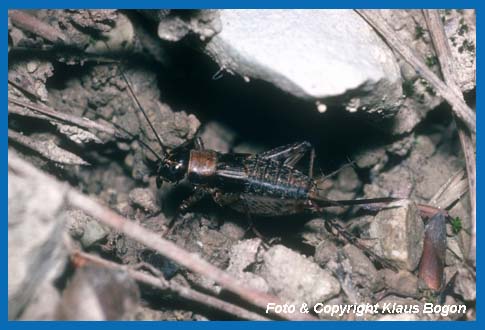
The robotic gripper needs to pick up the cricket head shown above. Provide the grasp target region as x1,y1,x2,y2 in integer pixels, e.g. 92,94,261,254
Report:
156,148,189,187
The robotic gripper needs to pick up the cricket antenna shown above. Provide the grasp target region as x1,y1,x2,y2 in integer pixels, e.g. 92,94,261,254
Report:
84,108,163,163
117,66,168,157
102,41,168,158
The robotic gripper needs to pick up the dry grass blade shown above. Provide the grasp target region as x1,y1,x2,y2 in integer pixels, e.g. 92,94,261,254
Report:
355,10,476,134
72,251,271,321
8,151,317,321
9,10,69,45
9,96,117,138
8,129,89,166
429,168,468,209
422,10,476,265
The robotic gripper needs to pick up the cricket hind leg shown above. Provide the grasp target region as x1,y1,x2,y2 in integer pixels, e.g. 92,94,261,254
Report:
260,141,312,166
260,141,316,177
315,161,355,182
244,212,278,248
239,200,280,248
282,142,315,178
324,218,398,271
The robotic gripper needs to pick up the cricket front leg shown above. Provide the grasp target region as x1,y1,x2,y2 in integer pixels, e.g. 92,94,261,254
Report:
164,187,208,236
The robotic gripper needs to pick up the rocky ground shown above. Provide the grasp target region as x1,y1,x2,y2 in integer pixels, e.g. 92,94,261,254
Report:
8,9,475,320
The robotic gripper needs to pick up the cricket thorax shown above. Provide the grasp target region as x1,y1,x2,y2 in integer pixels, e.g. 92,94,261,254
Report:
187,149,218,183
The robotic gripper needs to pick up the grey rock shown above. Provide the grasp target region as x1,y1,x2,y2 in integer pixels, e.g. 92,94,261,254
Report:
8,151,70,319
200,121,237,153
205,10,402,116
377,313,420,321
336,166,361,192
378,269,418,297
157,16,190,42
56,265,140,320
173,216,233,270
227,238,263,273
390,80,443,135
377,10,444,134
219,220,246,241
87,12,133,53
18,279,63,320
156,10,221,42
324,189,355,215
407,136,463,201
317,296,345,320
343,244,379,291
314,239,339,266
368,200,424,271
446,235,465,266
370,165,414,199
8,60,53,102
67,209,109,248
299,217,332,247
443,9,476,93
386,134,415,157
442,295,468,320
259,245,340,306
355,146,388,170
445,266,475,302
226,239,269,293
380,9,475,133
128,188,161,214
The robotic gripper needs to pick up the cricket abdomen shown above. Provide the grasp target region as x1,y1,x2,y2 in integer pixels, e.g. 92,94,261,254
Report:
212,155,313,216
243,156,312,200
213,191,308,216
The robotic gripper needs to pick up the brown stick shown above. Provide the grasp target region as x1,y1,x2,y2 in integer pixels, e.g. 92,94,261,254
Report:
72,251,271,321
8,129,89,165
355,10,476,134
8,151,317,321
422,10,476,265
8,96,117,137
9,10,68,45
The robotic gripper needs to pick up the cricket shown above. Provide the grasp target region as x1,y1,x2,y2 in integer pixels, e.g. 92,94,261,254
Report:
8,9,475,321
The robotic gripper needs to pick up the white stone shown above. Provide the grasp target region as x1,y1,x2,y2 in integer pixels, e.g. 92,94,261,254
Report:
205,10,402,115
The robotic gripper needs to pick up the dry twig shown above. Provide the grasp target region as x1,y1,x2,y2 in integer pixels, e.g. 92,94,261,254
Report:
429,168,468,209
72,251,271,321
8,96,117,138
422,9,476,265
355,10,476,134
8,151,317,321
9,10,69,45
8,129,89,166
